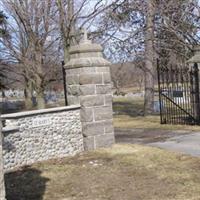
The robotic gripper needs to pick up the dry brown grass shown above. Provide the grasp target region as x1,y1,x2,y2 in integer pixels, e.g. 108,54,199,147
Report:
5,144,200,200
114,114,200,131
113,97,200,131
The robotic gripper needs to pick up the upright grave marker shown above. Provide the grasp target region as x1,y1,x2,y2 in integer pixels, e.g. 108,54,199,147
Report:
187,45,200,67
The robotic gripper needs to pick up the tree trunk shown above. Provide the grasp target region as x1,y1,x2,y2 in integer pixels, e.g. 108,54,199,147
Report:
35,74,45,109
34,47,45,109
36,92,45,109
115,80,120,95
24,92,33,110
144,0,155,115
35,76,45,109
0,118,6,200
24,80,33,110
68,0,76,45
63,0,75,64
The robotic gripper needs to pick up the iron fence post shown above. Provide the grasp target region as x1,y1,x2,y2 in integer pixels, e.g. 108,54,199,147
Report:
193,63,200,124
62,61,68,106
157,59,163,124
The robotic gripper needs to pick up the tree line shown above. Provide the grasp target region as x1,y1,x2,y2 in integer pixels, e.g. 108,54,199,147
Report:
0,0,200,114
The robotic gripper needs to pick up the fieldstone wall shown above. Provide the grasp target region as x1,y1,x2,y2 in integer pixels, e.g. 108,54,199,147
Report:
65,32,115,150
1,106,83,171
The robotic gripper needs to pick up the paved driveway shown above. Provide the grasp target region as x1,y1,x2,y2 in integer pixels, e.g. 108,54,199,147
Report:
115,128,200,157
148,132,200,157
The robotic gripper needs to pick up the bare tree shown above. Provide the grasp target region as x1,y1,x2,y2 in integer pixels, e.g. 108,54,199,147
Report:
1,0,61,109
56,0,123,64
110,61,145,94
56,0,75,63
155,0,200,63
95,0,200,114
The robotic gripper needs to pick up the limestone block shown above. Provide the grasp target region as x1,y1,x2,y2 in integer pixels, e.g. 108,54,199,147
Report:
80,107,93,122
66,75,79,85
79,85,95,95
83,136,95,151
68,96,80,105
96,67,110,73
103,73,111,84
79,67,96,74
105,95,113,106
82,121,104,137
67,86,80,96
67,68,80,75
80,95,104,107
96,85,111,94
104,120,114,133
66,57,110,68
95,133,115,148
94,106,113,121
79,74,102,85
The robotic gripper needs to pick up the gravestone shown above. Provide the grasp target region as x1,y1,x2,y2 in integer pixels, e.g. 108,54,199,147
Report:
0,118,6,200
187,45,200,67
65,31,115,150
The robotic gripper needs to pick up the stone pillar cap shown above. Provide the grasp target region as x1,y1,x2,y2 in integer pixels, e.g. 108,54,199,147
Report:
187,45,200,64
69,29,103,54
69,41,103,54
65,31,111,69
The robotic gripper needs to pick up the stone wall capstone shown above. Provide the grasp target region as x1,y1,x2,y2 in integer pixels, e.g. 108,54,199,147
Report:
65,32,115,150
1,106,83,171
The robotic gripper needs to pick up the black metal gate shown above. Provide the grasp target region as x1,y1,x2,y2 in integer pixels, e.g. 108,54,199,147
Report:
157,60,200,125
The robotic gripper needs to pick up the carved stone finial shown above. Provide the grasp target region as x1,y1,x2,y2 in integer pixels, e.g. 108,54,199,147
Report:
83,29,88,41
80,28,91,44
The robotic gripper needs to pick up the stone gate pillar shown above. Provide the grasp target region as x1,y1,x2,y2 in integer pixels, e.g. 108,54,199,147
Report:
65,34,115,150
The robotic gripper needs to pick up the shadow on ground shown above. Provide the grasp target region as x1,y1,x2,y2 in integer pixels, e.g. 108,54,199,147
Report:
113,101,144,117
115,128,191,144
5,166,49,200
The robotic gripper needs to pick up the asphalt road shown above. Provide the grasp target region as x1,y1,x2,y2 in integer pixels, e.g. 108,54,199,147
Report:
115,128,200,157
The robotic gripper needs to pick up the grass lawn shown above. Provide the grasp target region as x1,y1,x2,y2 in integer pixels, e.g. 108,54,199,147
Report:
113,97,200,131
5,144,200,200
5,96,200,200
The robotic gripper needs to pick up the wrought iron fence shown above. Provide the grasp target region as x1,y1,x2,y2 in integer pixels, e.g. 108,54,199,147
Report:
157,60,200,125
